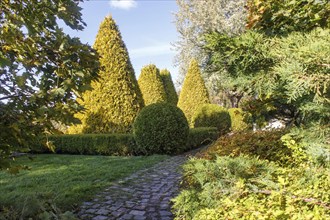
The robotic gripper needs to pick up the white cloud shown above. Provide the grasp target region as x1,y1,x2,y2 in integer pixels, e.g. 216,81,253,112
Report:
130,44,175,58
109,0,137,10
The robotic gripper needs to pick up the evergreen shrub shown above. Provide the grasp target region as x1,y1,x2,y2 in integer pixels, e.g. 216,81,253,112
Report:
160,69,178,105
178,59,210,125
138,64,167,105
30,134,136,156
133,103,189,155
186,127,219,151
69,15,144,134
228,108,252,131
173,155,330,219
203,130,292,165
192,104,231,135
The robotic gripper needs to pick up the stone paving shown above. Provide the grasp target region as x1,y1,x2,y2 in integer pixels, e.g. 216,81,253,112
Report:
77,150,199,220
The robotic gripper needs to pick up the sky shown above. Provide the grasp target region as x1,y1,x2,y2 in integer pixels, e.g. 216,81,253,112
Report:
63,0,180,83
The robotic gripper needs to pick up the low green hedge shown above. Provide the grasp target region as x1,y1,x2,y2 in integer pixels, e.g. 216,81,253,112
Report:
31,134,136,156
31,128,219,156
186,127,219,151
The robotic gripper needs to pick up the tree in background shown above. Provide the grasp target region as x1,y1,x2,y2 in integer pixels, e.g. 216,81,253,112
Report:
204,0,330,163
138,64,167,106
174,0,246,83
204,31,273,108
69,15,144,134
178,59,210,126
160,69,178,105
0,0,99,171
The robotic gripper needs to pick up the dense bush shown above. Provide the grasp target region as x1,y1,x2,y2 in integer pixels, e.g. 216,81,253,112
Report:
192,104,231,135
173,156,330,219
133,103,189,155
186,127,219,151
228,107,252,131
203,129,292,165
31,134,136,156
177,59,210,125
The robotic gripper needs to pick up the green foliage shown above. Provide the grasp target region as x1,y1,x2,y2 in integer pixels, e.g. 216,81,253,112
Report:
133,103,189,155
70,15,144,134
186,127,219,151
138,64,167,106
0,0,99,170
31,134,136,156
160,69,178,105
205,28,329,129
281,126,330,167
203,130,292,166
192,104,231,134
247,0,330,35
173,156,330,219
178,59,210,125
0,154,167,219
258,28,330,126
228,108,252,131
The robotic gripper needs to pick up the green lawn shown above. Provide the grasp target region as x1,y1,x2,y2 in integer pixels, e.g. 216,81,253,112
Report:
0,154,168,218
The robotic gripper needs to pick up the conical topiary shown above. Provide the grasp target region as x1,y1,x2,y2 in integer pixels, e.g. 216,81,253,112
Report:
138,64,167,106
177,59,210,126
68,15,144,134
160,69,178,105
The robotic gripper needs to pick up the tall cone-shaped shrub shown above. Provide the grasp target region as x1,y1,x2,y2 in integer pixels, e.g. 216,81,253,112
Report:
69,15,144,134
138,64,167,105
160,69,178,105
178,59,210,126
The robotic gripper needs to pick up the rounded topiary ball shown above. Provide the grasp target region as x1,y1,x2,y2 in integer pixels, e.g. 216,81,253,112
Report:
192,104,231,135
133,103,189,155
228,108,252,131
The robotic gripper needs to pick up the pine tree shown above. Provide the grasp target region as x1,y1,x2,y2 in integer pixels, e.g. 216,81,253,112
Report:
160,69,178,105
69,15,144,134
178,59,210,125
138,64,167,105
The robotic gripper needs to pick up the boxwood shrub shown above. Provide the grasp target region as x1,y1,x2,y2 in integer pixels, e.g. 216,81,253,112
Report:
133,103,189,155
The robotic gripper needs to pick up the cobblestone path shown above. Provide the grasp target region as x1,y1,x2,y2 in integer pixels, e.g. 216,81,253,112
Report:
77,150,198,220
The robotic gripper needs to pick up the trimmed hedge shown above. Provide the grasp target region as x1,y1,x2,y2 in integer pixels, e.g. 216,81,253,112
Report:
31,134,136,156
192,104,231,135
186,127,219,151
30,127,219,156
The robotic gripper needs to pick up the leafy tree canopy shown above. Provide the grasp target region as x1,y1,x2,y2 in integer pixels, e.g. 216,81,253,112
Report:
246,0,330,35
174,0,247,80
0,0,99,171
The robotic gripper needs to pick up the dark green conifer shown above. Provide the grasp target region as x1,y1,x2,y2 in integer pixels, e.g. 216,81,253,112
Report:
138,64,167,106
160,69,178,105
69,15,144,134
177,59,210,125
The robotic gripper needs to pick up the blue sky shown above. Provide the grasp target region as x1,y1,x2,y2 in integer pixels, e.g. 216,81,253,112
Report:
63,0,179,82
